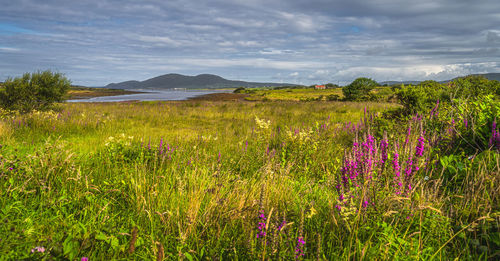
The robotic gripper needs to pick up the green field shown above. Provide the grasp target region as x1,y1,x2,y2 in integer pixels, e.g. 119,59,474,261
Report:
0,85,499,260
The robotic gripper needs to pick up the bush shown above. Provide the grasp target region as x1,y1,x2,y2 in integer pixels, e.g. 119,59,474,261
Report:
395,81,446,114
342,77,378,101
0,70,70,112
451,75,500,99
233,87,245,93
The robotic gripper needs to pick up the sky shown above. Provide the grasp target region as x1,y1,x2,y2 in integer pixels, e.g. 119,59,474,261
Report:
1,0,499,86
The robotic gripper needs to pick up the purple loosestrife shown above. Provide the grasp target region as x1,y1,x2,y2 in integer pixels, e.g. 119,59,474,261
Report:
430,99,439,118
158,138,163,154
489,119,500,150
404,124,412,148
380,138,389,166
393,150,402,194
295,236,305,259
256,210,267,239
415,136,425,157
404,156,415,193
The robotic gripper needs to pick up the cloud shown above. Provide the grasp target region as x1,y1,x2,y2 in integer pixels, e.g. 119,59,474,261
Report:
0,0,499,86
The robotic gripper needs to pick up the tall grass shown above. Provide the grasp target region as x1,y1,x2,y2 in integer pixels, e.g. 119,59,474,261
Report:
0,99,498,260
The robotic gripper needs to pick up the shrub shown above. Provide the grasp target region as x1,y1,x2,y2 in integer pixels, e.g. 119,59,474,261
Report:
451,75,500,99
342,77,378,101
395,81,446,114
0,70,70,112
233,87,246,93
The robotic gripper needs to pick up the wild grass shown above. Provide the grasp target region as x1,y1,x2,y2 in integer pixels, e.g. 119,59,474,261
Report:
0,99,498,260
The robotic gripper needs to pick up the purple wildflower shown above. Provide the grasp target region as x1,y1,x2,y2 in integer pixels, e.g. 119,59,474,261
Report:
404,125,411,147
415,136,425,157
158,138,163,154
392,152,400,177
380,138,389,165
256,210,267,239
295,236,305,259
81,257,89,261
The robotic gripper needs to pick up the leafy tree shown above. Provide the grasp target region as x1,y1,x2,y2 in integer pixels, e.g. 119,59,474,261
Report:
0,70,70,112
342,77,378,101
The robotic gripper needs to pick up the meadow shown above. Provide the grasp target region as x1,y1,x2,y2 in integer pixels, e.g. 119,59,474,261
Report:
0,83,499,260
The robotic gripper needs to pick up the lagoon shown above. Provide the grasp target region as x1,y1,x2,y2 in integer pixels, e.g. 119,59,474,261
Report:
67,89,232,102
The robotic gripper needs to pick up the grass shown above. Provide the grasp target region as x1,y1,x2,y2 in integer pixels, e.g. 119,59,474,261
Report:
0,96,498,260
243,88,344,101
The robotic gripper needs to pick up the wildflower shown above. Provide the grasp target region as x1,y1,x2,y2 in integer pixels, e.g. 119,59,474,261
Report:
81,257,89,261
404,125,411,147
256,210,267,239
392,152,400,177
489,119,500,150
380,138,388,165
31,246,45,253
159,138,163,154
430,99,439,118
415,136,425,157
295,236,305,259
276,218,287,232
405,157,413,177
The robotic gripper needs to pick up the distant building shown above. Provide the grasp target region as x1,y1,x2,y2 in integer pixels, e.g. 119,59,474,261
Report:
315,85,326,89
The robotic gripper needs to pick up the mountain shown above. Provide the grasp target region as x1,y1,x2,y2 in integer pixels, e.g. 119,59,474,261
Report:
380,73,500,86
105,73,295,89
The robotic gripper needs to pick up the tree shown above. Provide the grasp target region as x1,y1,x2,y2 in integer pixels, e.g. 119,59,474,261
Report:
0,70,70,112
342,77,378,101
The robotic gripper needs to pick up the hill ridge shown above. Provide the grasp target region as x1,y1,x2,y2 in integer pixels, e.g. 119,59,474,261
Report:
105,73,295,89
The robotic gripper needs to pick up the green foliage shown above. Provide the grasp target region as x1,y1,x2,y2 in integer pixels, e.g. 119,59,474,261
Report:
233,87,246,93
0,70,70,112
342,77,378,101
395,80,446,114
451,75,500,99
395,76,500,115
1,92,498,259
326,94,340,101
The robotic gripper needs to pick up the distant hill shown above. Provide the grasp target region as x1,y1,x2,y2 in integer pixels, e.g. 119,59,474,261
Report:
380,73,500,86
379,80,422,86
448,73,500,82
105,73,295,90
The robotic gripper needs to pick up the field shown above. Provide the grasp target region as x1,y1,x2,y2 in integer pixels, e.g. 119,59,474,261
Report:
0,85,499,260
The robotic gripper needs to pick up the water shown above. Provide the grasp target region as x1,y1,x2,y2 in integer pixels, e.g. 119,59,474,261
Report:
67,89,232,102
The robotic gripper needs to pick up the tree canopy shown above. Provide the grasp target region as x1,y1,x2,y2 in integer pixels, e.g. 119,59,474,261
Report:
342,77,378,101
0,70,70,112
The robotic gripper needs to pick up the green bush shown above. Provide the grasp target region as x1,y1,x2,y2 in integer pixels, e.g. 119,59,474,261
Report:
395,81,446,114
395,76,500,115
342,77,378,101
233,87,245,93
0,70,70,112
451,75,500,99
